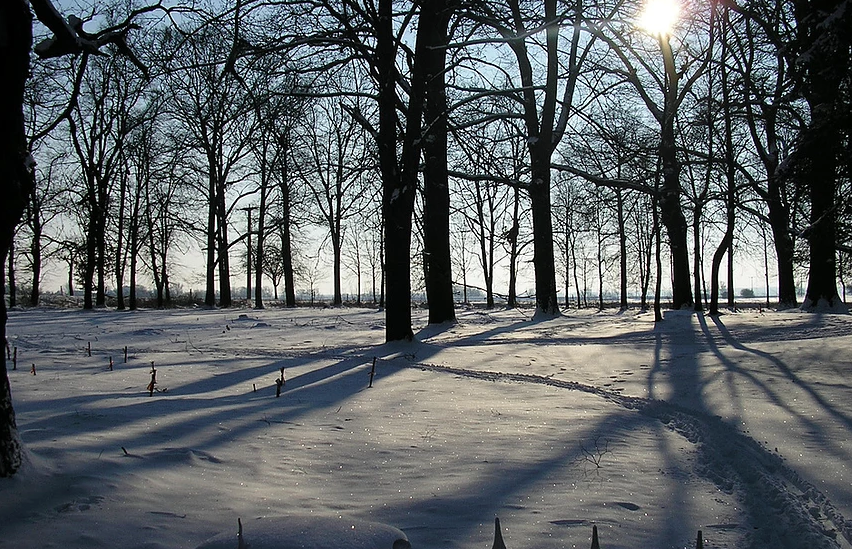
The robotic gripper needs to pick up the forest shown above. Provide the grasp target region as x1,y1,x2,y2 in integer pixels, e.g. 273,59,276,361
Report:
1,0,851,478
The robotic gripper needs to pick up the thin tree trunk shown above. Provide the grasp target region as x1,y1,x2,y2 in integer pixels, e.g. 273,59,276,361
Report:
7,241,15,308
115,167,127,310
278,133,296,308
29,214,41,306
205,173,217,307
255,179,267,310
616,188,628,310
216,185,232,307
506,187,520,309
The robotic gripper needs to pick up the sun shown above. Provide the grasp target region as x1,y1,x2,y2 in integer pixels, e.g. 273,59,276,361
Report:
638,0,680,37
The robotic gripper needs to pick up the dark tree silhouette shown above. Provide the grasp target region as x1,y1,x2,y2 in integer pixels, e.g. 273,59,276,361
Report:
791,0,850,310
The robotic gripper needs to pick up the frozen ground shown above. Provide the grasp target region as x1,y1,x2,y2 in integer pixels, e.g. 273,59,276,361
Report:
1,306,851,549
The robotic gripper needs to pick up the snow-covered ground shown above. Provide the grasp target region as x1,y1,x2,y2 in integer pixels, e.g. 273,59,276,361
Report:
1,306,850,549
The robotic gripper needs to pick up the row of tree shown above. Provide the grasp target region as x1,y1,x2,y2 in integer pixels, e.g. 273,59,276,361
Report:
1,0,850,476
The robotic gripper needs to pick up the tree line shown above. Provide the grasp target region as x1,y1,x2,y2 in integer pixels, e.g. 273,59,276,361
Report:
1,0,850,476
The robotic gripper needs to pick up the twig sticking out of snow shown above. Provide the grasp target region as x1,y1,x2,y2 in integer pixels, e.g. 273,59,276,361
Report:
147,362,157,396
492,518,506,549
275,367,285,397
237,518,246,549
497,516,701,549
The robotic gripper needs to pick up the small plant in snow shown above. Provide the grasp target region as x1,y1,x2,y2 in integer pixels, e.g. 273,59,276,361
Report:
578,437,611,476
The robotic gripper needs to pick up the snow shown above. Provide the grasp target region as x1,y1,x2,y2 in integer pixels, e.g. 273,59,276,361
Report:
195,515,409,549
1,306,851,549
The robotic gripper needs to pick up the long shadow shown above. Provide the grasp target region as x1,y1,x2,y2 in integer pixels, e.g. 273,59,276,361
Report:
5,308,845,549
710,314,852,432
696,314,843,442
644,311,709,415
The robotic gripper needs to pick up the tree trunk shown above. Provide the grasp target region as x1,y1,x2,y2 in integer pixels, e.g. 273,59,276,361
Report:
278,134,297,308
7,241,15,308
379,0,416,341
128,201,139,310
83,184,97,310
0,0,32,477
29,195,42,306
115,168,127,311
658,38,693,310
67,254,74,296
332,232,342,306
616,188,628,310
255,181,267,311
795,0,847,310
95,182,107,308
205,175,217,307
216,186,232,307
692,201,703,312
528,162,559,316
506,188,520,309
769,194,797,308
129,241,137,310
421,0,456,325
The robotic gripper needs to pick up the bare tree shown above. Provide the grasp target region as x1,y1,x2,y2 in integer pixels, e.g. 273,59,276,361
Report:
466,0,592,316
295,93,375,306
161,24,256,308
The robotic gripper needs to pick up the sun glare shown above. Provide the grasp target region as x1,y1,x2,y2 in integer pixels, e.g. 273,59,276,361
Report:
638,0,680,37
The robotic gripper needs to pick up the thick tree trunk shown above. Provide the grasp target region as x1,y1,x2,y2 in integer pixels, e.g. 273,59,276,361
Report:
658,38,693,311
659,134,693,310
379,0,416,341
421,0,456,325
802,126,841,308
528,162,559,316
0,0,32,477
769,197,798,308
794,0,847,310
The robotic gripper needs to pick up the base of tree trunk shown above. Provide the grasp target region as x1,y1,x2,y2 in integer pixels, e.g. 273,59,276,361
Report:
800,297,848,313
